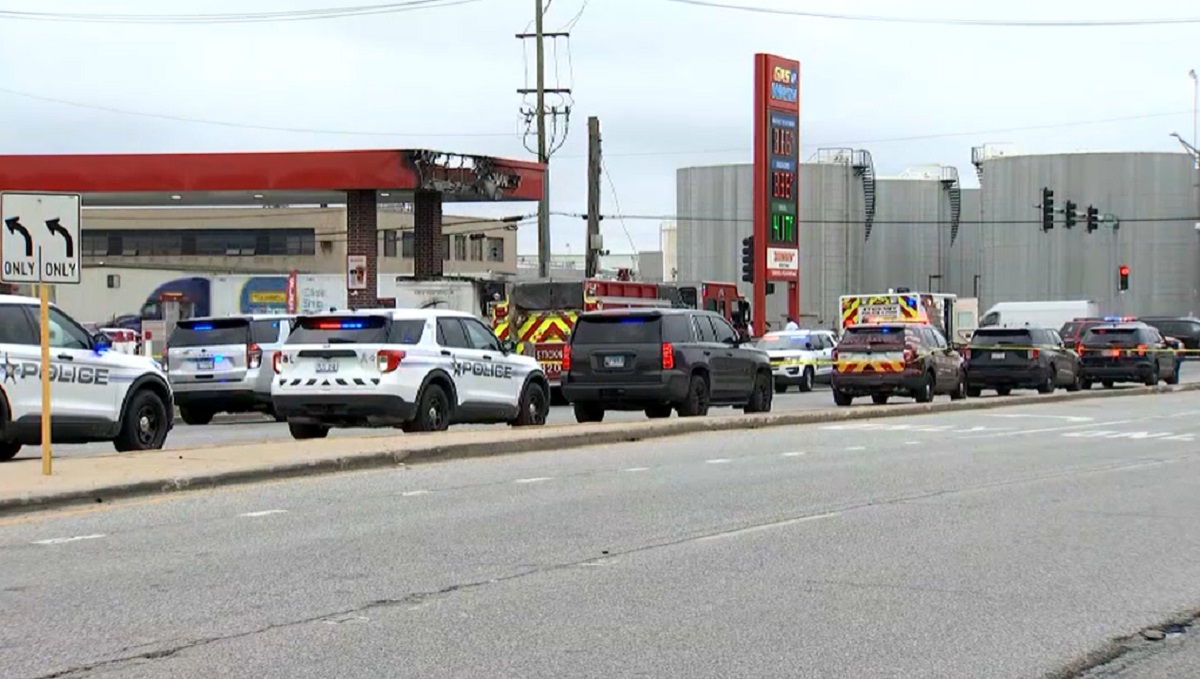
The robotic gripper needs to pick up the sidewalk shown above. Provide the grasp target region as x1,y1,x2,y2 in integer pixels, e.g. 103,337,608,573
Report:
3,383,1196,515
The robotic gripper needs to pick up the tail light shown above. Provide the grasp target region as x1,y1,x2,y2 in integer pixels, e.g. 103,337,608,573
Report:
377,349,405,373
1075,343,1083,354
247,343,263,369
1136,344,1147,356
562,345,571,371
903,346,916,363
272,352,283,373
661,342,675,370
1030,348,1040,359
831,348,839,361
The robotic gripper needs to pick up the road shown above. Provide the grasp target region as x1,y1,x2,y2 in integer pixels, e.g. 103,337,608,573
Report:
3,390,1200,678
18,362,1200,461
1079,627,1200,678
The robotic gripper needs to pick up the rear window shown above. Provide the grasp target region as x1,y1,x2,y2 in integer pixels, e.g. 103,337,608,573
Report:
169,319,250,347
755,333,812,350
1082,327,1140,346
1149,320,1199,336
250,319,285,344
572,316,662,344
971,329,1032,345
287,316,425,345
840,325,907,345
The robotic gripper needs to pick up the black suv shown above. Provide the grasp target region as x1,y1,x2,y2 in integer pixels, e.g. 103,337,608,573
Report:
965,326,1082,396
1138,317,1200,356
561,308,773,422
831,323,967,406
1078,323,1179,388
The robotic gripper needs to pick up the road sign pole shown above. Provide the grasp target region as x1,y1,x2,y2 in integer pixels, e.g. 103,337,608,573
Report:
39,283,52,476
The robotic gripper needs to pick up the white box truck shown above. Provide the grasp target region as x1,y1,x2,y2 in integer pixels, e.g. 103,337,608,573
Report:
978,300,1099,332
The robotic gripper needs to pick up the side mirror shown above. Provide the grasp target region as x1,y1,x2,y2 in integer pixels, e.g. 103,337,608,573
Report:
500,338,516,354
804,342,814,350
723,336,739,347
92,333,112,353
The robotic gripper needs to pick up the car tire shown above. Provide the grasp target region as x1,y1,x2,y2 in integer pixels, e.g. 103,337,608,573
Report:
798,367,814,393
269,406,286,423
1037,367,1056,394
996,387,1013,396
913,372,935,403
114,389,170,452
179,406,214,426
1081,379,1093,390
966,386,982,398
871,393,889,405
950,372,967,401
1166,364,1180,385
1144,364,1159,386
775,382,789,394
744,372,773,414
0,441,20,462
1102,381,1114,389
676,374,710,418
1066,371,1083,392
288,421,330,440
645,404,673,419
833,388,854,407
573,402,605,423
512,382,549,427
405,383,452,433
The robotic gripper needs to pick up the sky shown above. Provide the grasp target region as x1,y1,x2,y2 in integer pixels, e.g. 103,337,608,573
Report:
0,0,1196,257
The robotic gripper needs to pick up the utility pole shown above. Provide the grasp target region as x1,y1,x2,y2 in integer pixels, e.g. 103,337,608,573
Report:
516,1,572,279
585,116,602,278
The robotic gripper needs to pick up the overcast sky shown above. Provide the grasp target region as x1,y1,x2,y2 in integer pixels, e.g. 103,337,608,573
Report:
0,0,1196,255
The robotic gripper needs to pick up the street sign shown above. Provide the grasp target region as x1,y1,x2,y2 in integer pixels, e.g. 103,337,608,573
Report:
1,192,82,285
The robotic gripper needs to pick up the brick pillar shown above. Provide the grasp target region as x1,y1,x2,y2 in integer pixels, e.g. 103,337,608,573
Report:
346,189,379,308
413,189,444,278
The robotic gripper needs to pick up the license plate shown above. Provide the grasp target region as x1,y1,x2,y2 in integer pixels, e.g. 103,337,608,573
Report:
991,352,1005,359
195,358,214,371
315,361,339,373
604,355,626,368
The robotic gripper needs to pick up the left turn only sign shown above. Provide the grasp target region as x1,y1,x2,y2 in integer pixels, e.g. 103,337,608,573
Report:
1,192,82,285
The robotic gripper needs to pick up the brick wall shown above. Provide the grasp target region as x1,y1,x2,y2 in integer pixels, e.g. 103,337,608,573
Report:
413,189,444,277
346,189,379,308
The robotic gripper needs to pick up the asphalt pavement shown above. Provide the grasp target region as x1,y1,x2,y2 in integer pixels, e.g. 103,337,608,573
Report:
3,390,1200,678
1079,626,1200,678
21,362,1200,461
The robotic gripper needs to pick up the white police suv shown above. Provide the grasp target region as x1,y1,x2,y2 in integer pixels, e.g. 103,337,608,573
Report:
0,294,173,461
271,308,550,440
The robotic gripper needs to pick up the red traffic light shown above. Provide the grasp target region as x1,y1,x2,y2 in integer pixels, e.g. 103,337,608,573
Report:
1119,264,1130,276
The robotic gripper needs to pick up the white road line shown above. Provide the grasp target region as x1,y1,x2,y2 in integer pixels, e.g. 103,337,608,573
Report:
401,490,430,497
960,418,1140,440
705,458,733,464
514,477,553,484
904,441,921,446
984,413,1093,422
697,512,841,542
33,534,106,545
781,452,805,457
846,446,867,451
621,467,650,472
239,510,289,518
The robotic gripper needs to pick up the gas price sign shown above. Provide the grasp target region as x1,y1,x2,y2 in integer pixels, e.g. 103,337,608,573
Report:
767,110,798,247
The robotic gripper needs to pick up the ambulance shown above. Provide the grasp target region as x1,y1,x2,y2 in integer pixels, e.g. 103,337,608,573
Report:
838,291,978,346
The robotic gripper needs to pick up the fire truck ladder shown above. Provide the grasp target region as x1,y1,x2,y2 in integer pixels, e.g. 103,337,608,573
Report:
852,150,877,241
940,165,962,246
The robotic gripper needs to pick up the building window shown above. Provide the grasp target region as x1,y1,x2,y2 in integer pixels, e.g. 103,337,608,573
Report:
80,228,316,258
469,235,484,261
401,232,414,258
487,237,504,262
454,235,468,260
442,235,451,260
383,230,398,257
82,232,107,256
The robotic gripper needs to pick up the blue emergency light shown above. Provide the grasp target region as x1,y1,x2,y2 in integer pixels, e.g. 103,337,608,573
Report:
191,323,214,331
315,320,366,330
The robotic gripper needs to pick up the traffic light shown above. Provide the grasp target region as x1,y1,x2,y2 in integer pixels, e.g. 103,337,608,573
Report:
1118,264,1130,292
1041,188,1054,231
741,235,754,282
1085,206,1099,233
1064,200,1077,229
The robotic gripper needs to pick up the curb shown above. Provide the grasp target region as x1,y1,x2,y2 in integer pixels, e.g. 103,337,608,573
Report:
5,382,1198,516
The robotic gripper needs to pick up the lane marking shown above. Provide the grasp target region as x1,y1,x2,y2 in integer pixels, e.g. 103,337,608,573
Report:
781,452,805,457
960,418,1140,440
239,510,288,518
984,413,1093,423
904,441,920,446
846,446,867,451
33,534,106,545
401,490,430,497
698,512,841,542
514,477,552,484
621,467,650,472
705,458,732,464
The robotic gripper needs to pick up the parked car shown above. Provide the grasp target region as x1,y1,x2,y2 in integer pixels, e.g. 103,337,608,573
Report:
1138,316,1200,357
831,322,966,406
560,308,773,421
1078,322,1179,388
965,326,1082,396
755,329,837,392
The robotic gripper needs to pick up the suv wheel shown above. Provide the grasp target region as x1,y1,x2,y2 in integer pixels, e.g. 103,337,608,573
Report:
775,382,789,394
950,371,967,400
1066,371,1083,392
744,372,773,414
1144,364,1159,386
288,422,330,440
574,402,605,423
913,372,935,403
996,387,1013,396
404,384,452,433
966,386,982,398
798,367,814,393
1037,367,1056,394
677,374,711,417
179,406,214,426
833,388,854,407
512,382,549,427
0,441,20,462
871,393,889,405
645,404,672,419
114,389,170,452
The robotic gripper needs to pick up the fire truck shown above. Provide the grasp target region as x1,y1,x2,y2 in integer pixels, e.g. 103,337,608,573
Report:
658,281,751,335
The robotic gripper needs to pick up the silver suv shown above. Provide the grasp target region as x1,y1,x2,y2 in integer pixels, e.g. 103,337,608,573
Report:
165,314,293,425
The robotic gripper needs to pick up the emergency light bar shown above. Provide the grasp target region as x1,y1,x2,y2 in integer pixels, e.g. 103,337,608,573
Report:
314,320,366,330
190,323,213,331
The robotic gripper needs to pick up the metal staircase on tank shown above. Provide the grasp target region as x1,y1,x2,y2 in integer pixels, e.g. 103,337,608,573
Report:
970,145,986,183
940,166,962,246
851,150,877,241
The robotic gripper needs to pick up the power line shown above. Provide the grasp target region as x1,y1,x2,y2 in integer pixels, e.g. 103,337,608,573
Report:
0,86,518,138
563,0,589,30
0,0,483,24
667,0,1200,27
553,212,1200,225
599,159,638,259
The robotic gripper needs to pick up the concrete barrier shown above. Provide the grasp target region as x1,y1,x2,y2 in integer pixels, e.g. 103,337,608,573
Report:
2,382,1197,517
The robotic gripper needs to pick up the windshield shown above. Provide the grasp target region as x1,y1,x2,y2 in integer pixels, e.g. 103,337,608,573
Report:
168,318,250,347
840,325,906,346
572,316,662,344
286,316,421,345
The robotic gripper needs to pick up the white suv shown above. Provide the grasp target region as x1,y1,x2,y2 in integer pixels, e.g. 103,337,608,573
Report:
0,294,174,461
271,308,550,440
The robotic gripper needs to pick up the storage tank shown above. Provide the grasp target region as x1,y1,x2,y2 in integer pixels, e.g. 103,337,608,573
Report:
861,165,960,294
975,150,1200,315
676,152,867,330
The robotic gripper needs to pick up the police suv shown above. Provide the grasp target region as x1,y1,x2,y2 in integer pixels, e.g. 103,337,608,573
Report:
0,294,173,461
271,308,550,440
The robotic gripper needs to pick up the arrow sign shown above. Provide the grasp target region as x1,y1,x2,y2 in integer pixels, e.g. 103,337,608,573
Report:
45,218,74,258
4,217,33,257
